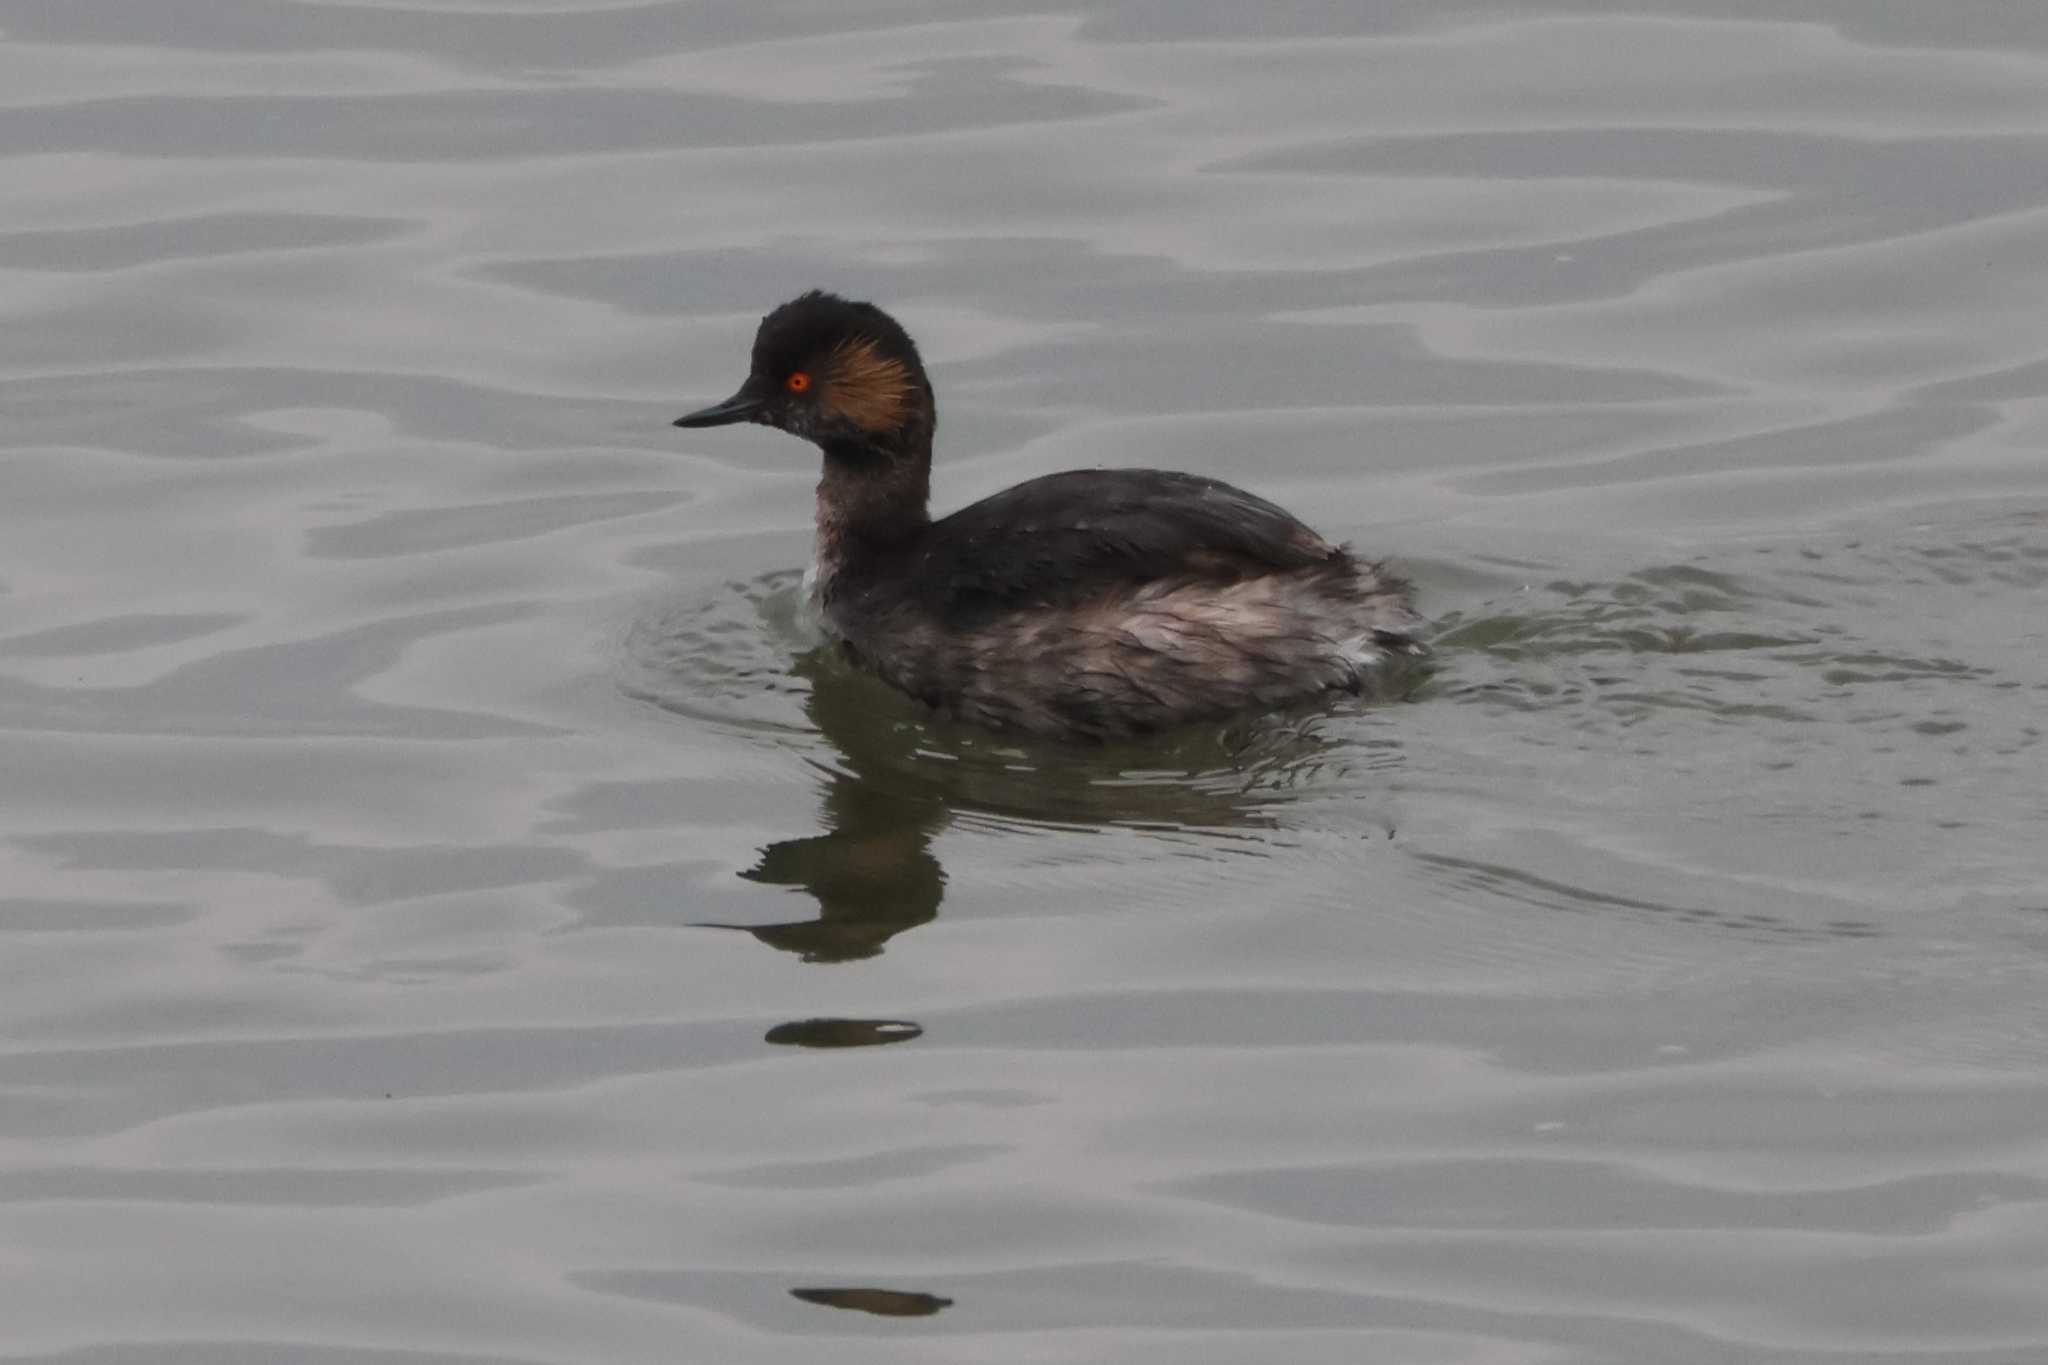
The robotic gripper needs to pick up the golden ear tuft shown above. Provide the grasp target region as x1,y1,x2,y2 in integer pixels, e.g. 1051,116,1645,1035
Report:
824,336,915,433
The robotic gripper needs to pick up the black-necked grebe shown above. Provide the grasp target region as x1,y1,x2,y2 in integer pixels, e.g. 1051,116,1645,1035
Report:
674,291,1424,740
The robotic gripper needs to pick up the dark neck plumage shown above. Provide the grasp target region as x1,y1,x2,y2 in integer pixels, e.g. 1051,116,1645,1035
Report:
812,410,934,596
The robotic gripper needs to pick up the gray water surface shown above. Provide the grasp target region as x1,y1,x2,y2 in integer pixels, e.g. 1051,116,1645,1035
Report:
3,3,2047,1362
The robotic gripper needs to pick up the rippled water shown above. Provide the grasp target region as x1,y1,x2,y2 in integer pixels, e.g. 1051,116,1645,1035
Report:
5,3,2048,1361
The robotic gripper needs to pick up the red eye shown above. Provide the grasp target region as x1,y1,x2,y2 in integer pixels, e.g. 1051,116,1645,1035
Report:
786,371,812,394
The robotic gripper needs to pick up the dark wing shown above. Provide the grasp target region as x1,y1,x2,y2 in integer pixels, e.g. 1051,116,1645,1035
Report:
905,468,1344,628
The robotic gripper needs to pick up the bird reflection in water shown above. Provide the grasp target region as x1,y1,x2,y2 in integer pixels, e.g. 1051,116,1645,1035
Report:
697,641,1374,1324
705,646,1344,964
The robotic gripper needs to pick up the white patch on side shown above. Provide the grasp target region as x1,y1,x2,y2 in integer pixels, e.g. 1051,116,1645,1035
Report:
1337,633,1384,668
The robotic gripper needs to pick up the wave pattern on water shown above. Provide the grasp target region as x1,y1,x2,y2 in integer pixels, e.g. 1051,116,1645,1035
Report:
2,3,2047,1363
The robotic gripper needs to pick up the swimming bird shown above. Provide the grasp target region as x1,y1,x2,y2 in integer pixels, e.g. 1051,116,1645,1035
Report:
674,291,1424,740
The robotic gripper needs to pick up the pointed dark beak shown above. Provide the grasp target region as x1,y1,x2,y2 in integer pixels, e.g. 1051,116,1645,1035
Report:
673,386,761,429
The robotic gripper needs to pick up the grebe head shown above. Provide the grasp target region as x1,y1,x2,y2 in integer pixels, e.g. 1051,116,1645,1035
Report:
674,290,933,455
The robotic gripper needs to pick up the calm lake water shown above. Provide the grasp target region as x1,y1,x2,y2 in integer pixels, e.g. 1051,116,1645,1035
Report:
4,3,2048,1361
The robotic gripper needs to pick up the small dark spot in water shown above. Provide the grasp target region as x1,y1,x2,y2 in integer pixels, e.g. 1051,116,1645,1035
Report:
791,1286,953,1317
764,1018,922,1048
1900,777,1937,787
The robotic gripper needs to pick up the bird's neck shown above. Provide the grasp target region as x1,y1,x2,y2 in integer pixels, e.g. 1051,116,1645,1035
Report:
812,426,933,599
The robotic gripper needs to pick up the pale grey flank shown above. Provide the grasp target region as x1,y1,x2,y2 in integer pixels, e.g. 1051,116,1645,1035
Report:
2,3,2046,1363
